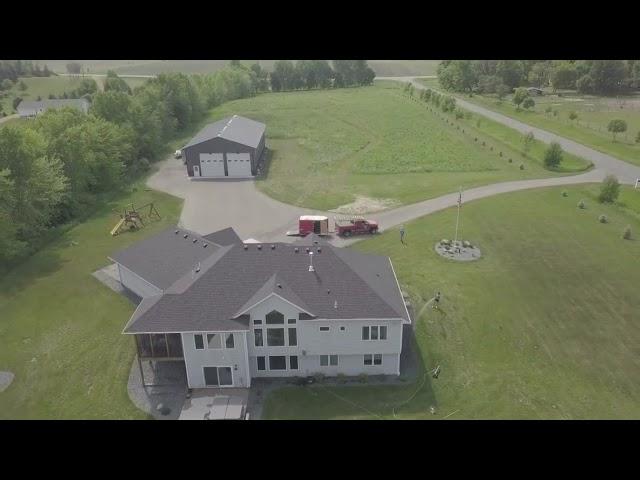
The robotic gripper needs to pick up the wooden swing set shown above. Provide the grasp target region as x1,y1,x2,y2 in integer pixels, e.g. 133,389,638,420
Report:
110,202,161,236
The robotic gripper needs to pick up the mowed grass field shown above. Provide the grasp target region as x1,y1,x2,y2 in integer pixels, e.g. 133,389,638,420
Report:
207,82,590,211
39,60,439,77
0,182,183,419
418,77,640,167
263,185,640,419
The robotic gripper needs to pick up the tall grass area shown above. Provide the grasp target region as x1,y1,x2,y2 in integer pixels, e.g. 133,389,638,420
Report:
0,181,183,419
263,185,640,419
207,82,590,211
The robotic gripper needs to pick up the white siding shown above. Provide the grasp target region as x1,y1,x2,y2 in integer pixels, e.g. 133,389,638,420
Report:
182,332,250,388
246,295,403,378
118,264,162,298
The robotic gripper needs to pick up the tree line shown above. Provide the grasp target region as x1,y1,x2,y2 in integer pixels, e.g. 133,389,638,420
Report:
437,60,640,96
0,60,53,83
269,60,375,92
0,60,377,268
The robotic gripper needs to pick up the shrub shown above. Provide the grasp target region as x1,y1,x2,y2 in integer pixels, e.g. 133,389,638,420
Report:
508,158,513,163
562,191,568,197
636,131,640,144
544,142,563,169
568,111,578,122
623,225,632,240
578,200,586,209
519,164,525,170
313,372,325,384
358,373,368,384
337,373,347,384
598,175,620,204
598,214,607,224
499,151,503,157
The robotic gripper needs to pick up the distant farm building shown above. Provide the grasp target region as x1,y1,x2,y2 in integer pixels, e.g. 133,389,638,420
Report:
17,98,90,118
182,115,266,178
526,87,544,96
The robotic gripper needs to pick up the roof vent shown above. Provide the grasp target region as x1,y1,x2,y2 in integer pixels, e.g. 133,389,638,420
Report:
334,300,338,309
244,244,248,250
192,238,197,243
277,283,282,289
294,247,299,253
327,289,331,294
195,262,201,273
308,251,315,272
271,244,275,250
317,247,322,253
183,234,188,239
203,243,208,248
305,247,310,253
175,230,179,234
314,240,319,245
257,244,262,250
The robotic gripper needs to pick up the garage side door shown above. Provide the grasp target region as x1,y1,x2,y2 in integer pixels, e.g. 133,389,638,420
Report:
226,153,252,177
200,153,225,177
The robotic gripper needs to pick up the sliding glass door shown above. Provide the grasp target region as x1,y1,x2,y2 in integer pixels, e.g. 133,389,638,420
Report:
203,366,233,387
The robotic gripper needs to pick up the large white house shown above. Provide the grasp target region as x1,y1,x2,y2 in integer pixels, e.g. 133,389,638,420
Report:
109,227,411,389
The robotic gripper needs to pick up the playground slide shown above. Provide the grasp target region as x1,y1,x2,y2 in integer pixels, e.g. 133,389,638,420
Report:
110,218,125,236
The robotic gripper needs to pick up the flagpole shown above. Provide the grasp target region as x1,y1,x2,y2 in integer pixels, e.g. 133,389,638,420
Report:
454,186,462,244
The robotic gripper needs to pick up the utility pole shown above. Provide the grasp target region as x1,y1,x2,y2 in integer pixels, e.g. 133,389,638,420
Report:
454,186,462,244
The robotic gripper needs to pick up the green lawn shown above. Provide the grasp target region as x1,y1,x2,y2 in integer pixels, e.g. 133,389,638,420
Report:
417,77,640,167
0,181,183,419
263,185,640,419
207,82,590,211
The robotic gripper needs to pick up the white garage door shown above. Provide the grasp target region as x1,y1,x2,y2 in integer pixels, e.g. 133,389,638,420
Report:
200,153,225,177
226,153,252,177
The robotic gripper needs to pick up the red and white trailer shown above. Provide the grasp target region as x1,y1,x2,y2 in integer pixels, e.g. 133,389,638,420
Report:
286,215,330,237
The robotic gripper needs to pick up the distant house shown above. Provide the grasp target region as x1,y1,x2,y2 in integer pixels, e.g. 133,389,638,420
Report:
526,87,544,96
109,227,410,389
17,98,90,118
182,115,266,178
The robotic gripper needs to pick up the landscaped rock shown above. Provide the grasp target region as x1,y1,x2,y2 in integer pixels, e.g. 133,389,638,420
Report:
0,371,15,392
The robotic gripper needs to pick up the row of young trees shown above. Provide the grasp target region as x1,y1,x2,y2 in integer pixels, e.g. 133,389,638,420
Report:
437,60,640,96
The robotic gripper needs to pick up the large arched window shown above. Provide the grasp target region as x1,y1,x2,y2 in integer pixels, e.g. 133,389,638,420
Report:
266,310,284,325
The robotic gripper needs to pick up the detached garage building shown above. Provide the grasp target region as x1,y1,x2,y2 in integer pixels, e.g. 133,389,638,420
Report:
182,115,266,178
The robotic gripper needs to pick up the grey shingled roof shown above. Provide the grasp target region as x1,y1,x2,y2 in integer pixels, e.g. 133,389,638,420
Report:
232,273,314,318
18,98,89,112
203,227,242,246
183,115,265,150
109,226,223,290
122,240,409,334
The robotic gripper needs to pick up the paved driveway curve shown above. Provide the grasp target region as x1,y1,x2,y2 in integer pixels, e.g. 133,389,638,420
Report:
147,79,640,246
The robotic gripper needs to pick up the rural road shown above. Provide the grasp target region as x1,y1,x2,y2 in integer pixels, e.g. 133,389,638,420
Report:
147,78,640,245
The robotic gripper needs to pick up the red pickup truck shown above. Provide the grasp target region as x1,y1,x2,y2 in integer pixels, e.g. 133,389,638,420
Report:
335,218,378,237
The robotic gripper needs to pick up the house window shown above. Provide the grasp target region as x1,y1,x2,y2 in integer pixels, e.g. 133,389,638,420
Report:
254,319,263,325
194,334,204,350
266,310,285,324
371,326,379,340
207,333,222,349
288,318,297,324
362,326,370,340
267,328,285,346
257,356,266,371
320,355,338,367
364,354,382,366
380,326,387,340
289,356,299,370
319,326,330,332
269,356,287,370
225,333,235,349
288,328,297,346
255,329,264,347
